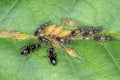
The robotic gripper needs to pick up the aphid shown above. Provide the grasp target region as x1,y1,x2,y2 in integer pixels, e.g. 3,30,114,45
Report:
38,36,51,43
48,47,57,65
0,30,20,38
63,47,78,57
63,46,84,60
56,30,71,37
44,24,56,36
34,21,50,36
13,33,30,40
55,37,70,43
93,35,113,42
62,19,77,26
44,25,71,38
50,38,61,48
21,43,40,55
0,29,32,40
6,30,20,35
50,26,63,36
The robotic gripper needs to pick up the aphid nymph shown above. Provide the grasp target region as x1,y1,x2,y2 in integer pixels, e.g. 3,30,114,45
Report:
62,19,77,26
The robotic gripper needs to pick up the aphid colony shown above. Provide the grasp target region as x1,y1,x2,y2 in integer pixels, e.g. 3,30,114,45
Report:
0,19,114,65
20,19,114,65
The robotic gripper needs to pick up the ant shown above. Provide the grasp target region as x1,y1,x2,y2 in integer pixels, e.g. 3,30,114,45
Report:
21,43,40,55
38,36,51,43
93,35,113,42
55,37,71,43
70,28,84,37
69,27,103,37
34,21,51,36
21,46,30,55
48,47,57,65
82,27,103,37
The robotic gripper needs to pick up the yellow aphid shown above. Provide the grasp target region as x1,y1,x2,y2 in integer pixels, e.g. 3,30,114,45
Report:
7,30,19,34
0,30,7,34
50,38,60,48
44,24,56,36
50,26,63,36
62,19,76,26
0,30,9,37
13,34,30,40
57,30,71,37
64,47,78,57
0,30,20,38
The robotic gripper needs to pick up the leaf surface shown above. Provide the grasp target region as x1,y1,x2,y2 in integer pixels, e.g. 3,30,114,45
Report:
0,0,120,80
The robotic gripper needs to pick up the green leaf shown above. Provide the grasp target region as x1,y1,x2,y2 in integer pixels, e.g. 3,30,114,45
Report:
0,0,120,80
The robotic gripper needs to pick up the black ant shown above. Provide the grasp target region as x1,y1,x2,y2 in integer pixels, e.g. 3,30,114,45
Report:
21,46,30,55
21,43,40,55
93,35,113,42
69,28,84,37
48,47,57,65
34,21,51,36
70,27,103,37
38,36,51,43
82,27,103,37
55,37,70,43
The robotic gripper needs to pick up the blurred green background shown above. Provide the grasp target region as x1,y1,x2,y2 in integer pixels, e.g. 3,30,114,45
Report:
0,0,120,80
